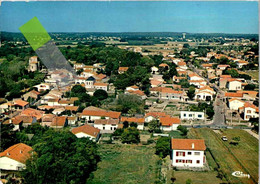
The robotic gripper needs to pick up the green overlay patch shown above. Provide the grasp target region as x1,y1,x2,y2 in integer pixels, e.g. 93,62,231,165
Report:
19,17,51,51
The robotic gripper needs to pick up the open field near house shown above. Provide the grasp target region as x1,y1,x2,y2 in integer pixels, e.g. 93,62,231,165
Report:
87,144,160,184
245,70,259,80
188,128,258,184
173,170,222,184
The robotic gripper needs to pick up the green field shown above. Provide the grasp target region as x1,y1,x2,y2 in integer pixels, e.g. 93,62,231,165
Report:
173,171,221,184
246,70,259,80
87,144,160,184
188,128,258,184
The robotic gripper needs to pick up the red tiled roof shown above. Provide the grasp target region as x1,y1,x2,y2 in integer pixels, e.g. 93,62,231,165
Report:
71,124,100,138
93,83,108,86
171,139,206,151
65,106,79,111
225,92,243,98
51,116,67,127
160,116,180,126
159,63,169,67
94,119,119,125
0,143,33,163
82,109,121,119
118,67,129,72
13,99,28,107
20,108,44,120
121,117,145,124
220,75,232,78
127,90,146,96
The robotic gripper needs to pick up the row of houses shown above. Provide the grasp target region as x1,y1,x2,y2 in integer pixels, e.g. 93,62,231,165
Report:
0,137,207,172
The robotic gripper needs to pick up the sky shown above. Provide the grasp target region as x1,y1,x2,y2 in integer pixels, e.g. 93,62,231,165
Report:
1,1,259,34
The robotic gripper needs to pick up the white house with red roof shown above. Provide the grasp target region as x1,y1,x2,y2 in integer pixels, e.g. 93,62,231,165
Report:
93,119,120,133
145,112,168,122
195,86,215,101
227,79,242,91
159,116,180,131
80,106,121,121
228,98,245,110
171,139,206,168
121,117,145,130
239,102,259,121
71,124,100,141
0,143,33,171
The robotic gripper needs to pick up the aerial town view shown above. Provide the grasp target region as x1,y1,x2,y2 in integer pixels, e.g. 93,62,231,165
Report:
0,1,259,184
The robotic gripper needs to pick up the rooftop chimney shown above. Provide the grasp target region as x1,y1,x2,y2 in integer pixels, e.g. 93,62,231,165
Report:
20,150,23,154
192,143,195,149
7,152,10,156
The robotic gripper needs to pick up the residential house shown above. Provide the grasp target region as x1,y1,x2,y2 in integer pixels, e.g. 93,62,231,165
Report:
22,90,40,102
13,99,29,110
159,63,169,70
173,76,186,83
217,65,230,70
34,83,51,92
159,116,180,131
195,86,215,101
0,143,33,171
145,112,168,122
177,62,188,70
236,60,248,68
228,98,245,111
180,111,205,120
80,106,121,121
121,117,145,130
118,67,129,74
15,115,37,127
67,116,78,126
239,102,259,121
41,114,56,127
94,83,109,91
71,124,100,141
227,79,242,91
171,139,206,168
50,116,68,128
3,118,23,131
225,92,243,99
93,119,120,133
159,87,186,101
20,108,45,121
126,85,139,91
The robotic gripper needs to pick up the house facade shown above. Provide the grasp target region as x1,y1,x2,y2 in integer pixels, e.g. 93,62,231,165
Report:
71,124,101,141
171,139,206,168
180,111,204,120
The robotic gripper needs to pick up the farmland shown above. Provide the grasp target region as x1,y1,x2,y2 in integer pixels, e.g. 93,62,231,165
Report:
188,128,258,184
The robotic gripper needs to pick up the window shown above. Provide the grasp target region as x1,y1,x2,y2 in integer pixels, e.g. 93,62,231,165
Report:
103,127,105,130
189,114,192,117
247,110,251,113
176,151,185,156
186,160,192,164
184,114,186,117
196,160,200,164
198,114,202,118
194,152,200,155
187,152,192,155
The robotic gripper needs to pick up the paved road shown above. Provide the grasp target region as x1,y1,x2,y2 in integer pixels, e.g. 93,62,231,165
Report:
189,64,227,126
212,95,225,126
243,129,259,140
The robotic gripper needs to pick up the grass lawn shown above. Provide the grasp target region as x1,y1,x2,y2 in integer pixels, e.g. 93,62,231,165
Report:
168,131,185,138
247,70,259,80
188,128,258,184
87,144,160,184
173,171,222,184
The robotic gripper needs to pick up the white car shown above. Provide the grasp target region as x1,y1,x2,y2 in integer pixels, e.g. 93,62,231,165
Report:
222,136,228,141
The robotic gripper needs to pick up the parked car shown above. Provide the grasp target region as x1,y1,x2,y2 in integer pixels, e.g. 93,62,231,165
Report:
222,136,228,141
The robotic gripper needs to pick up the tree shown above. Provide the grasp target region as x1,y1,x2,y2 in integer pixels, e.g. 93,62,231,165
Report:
123,121,129,128
22,129,100,184
121,127,140,144
71,85,86,94
148,120,160,133
186,179,193,184
249,117,259,133
0,124,18,152
244,84,255,90
177,125,188,136
116,94,144,114
93,89,108,101
187,86,195,100
155,137,171,158
130,122,138,128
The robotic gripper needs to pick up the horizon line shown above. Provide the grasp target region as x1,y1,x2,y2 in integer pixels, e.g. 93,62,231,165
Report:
2,31,259,35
